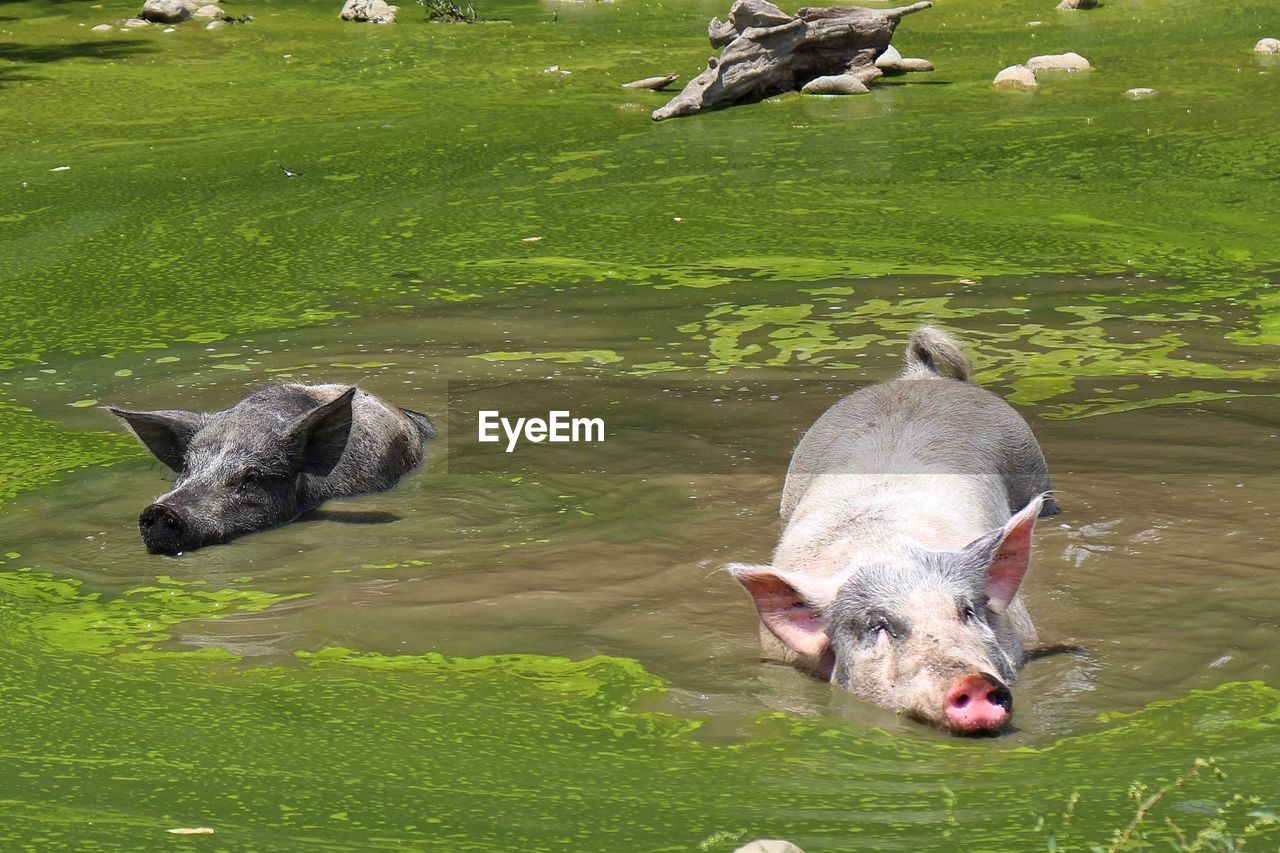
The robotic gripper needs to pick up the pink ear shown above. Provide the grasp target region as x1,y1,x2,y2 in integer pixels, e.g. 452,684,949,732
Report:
729,565,837,658
984,495,1045,613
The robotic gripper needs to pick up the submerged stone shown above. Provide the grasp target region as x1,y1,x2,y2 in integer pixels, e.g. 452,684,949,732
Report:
122,17,151,27
993,64,1037,90
92,22,113,30
1255,38,1280,54
895,57,934,72
801,74,870,95
193,4,225,16
1056,0,1098,9
1125,87,1158,99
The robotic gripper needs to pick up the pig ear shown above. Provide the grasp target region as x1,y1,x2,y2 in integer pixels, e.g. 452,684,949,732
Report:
963,494,1045,614
287,386,357,476
106,407,209,472
728,564,838,658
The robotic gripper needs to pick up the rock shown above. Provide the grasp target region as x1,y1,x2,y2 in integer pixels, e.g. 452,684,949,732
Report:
92,22,114,30
875,44,902,68
122,17,151,27
163,25,175,30
1027,51,1092,72
654,0,935,121
1125,87,1158,99
873,43,932,74
339,0,399,23
993,64,1037,89
801,74,870,94
734,842,805,853
1255,38,1280,54
140,0,196,23
852,63,883,84
622,74,680,90
1056,0,1098,8
206,19,225,27
193,4,224,16
895,57,933,72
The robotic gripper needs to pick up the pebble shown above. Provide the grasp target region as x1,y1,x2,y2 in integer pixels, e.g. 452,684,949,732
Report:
206,19,226,28
122,17,151,27
1056,0,1098,9
1125,87,1158,99
193,4,224,15
1255,38,1280,54
92,22,113,30
993,64,1037,90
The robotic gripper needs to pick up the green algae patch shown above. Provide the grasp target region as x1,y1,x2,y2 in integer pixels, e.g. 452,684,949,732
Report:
0,633,1277,849
471,349,624,365
0,398,138,508
299,647,690,726
5,0,1280,381
0,568,304,656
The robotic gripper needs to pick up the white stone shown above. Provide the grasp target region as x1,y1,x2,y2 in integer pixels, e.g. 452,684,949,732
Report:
875,44,902,69
1125,87,1158,99
193,4,224,16
1027,52,1092,73
122,17,151,27
993,64,1037,90
1255,38,1280,54
92,23,113,30
735,842,805,853
206,19,226,28
339,0,399,24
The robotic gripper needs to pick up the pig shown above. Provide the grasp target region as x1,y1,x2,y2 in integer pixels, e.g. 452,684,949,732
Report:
107,384,436,554
729,326,1058,735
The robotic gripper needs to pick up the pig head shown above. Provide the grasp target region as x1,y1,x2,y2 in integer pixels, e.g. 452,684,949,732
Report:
731,496,1043,734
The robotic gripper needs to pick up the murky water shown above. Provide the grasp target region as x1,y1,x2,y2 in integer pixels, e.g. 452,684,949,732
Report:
7,278,1278,744
3,0,1279,845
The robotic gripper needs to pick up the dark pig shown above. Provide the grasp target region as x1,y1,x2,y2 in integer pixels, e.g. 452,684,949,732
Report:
729,327,1057,735
108,384,436,553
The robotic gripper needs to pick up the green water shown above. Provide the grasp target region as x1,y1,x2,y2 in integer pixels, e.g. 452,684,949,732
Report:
2,0,1279,847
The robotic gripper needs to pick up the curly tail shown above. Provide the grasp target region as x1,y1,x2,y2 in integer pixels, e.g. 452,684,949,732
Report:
901,326,971,381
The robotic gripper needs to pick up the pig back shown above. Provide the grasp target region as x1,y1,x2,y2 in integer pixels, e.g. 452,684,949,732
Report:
780,378,1051,525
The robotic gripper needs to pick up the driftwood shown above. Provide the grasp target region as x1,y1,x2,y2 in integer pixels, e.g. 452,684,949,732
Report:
653,0,933,121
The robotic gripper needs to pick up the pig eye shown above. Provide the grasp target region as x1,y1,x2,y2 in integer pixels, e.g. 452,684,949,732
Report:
239,467,266,487
960,604,977,623
867,614,901,641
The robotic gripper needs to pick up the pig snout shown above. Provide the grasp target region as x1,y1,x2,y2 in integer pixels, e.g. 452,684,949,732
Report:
139,503,191,554
943,672,1012,734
